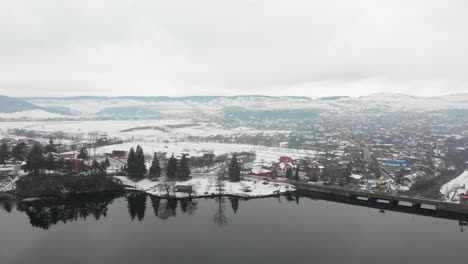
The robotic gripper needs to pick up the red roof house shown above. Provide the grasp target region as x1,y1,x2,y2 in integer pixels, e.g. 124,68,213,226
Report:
279,156,293,163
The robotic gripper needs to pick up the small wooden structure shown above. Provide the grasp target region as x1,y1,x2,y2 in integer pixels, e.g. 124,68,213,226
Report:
174,185,193,193
203,153,215,161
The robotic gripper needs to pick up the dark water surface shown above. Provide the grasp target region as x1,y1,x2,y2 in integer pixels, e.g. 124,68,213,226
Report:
0,192,467,264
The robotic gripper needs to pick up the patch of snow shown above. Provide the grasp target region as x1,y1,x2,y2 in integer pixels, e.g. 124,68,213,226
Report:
114,175,295,198
440,170,468,202
350,174,362,180
0,110,65,119
95,141,316,165
0,173,22,192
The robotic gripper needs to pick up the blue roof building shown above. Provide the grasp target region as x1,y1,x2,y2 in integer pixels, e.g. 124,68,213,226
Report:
382,160,407,167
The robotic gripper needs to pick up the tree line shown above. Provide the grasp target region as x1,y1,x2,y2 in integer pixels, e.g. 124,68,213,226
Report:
6,142,110,176
124,145,191,180
0,141,29,165
0,139,81,165
2,139,246,183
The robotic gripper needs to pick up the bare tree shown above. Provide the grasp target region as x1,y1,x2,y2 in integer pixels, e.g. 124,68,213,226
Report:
87,132,99,158
213,197,228,226
158,182,175,198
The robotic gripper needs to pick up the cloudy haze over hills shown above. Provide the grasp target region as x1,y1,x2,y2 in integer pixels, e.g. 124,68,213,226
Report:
1,93,467,120
1,0,468,98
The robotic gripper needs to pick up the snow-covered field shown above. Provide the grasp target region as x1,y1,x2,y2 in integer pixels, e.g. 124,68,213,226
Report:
97,141,316,165
115,175,295,198
0,110,67,119
440,170,468,202
0,118,315,171
0,119,268,141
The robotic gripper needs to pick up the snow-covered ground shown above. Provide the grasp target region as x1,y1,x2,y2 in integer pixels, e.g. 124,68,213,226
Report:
0,119,262,142
115,175,295,198
440,170,468,202
0,172,22,192
96,141,316,165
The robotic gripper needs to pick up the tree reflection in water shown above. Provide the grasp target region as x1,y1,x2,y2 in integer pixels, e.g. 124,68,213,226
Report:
126,192,147,221
179,198,198,215
0,192,298,230
0,197,15,213
213,197,227,226
15,192,122,230
2,192,468,233
229,197,239,214
150,196,198,220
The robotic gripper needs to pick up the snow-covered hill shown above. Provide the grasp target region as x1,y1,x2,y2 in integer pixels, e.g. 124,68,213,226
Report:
441,170,468,202
0,109,67,120
1,93,467,120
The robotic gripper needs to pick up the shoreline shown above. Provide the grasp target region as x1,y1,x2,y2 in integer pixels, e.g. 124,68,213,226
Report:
114,175,296,199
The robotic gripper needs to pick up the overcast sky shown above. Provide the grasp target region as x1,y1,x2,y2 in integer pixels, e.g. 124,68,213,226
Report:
1,0,467,98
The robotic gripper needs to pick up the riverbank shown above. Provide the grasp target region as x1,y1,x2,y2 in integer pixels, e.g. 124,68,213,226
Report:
1,171,295,200
115,175,295,198
14,174,125,199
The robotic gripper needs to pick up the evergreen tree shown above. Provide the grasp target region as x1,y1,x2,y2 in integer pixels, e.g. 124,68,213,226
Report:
228,154,241,182
63,159,74,174
166,153,178,179
25,143,44,175
286,167,293,179
127,147,136,177
294,165,300,181
56,158,65,172
99,161,107,176
128,146,146,178
77,147,88,160
104,157,110,167
148,153,162,178
177,154,191,180
396,169,405,184
44,152,56,173
91,160,100,175
0,143,8,166
135,145,147,177
12,142,26,161
44,138,57,153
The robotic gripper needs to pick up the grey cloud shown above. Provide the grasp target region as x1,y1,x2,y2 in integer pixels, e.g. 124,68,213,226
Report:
1,0,467,97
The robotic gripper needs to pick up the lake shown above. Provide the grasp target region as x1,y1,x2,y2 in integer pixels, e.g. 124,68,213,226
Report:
0,192,467,264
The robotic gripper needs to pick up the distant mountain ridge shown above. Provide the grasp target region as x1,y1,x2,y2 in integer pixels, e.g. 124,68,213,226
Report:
1,93,467,120
0,95,39,113
20,95,312,102
0,95,72,115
